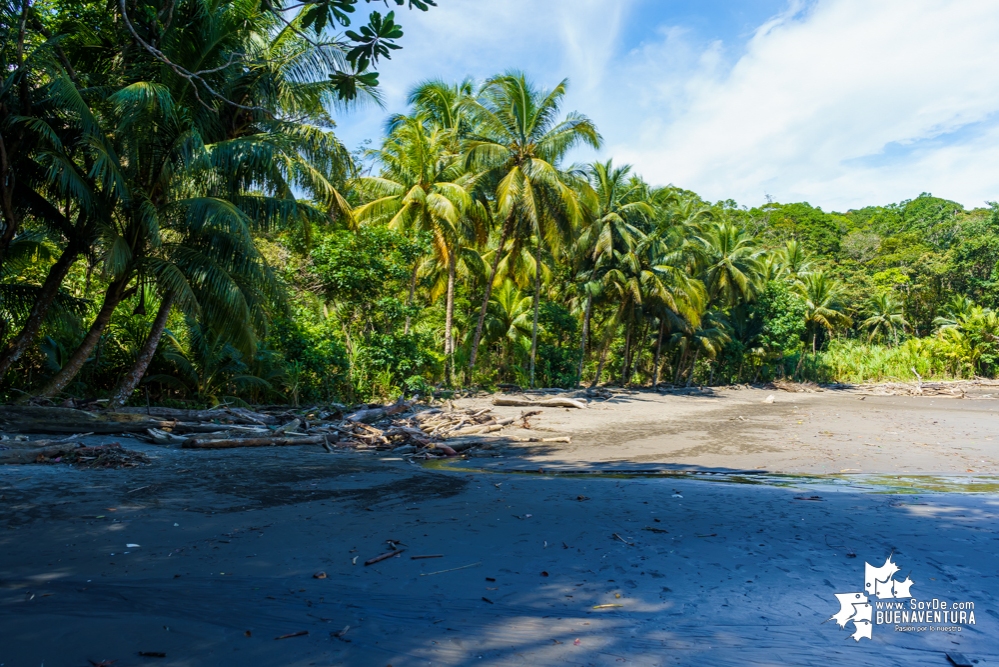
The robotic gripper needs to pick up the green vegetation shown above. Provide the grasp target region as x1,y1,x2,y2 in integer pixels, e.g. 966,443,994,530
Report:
3,0,999,406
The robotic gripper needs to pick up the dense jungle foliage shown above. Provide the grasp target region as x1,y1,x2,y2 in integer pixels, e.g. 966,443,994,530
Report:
3,0,999,406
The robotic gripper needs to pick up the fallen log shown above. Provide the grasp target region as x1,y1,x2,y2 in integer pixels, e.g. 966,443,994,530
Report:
169,422,270,435
0,443,79,464
345,400,414,424
114,406,278,425
1,420,175,435
181,435,328,449
491,396,587,409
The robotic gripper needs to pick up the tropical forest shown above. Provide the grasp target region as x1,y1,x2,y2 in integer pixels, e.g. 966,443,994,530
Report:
4,0,999,408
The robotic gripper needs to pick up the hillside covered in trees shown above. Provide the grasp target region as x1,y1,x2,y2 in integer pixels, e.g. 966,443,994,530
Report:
3,0,999,407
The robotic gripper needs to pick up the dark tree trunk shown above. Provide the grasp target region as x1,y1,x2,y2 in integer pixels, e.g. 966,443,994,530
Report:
109,292,174,409
673,347,685,385
577,291,592,387
685,349,700,387
443,251,457,386
403,261,418,335
0,241,81,378
528,237,542,389
0,131,20,266
467,214,512,377
620,321,632,385
628,320,647,384
653,317,667,386
590,332,612,389
36,274,131,398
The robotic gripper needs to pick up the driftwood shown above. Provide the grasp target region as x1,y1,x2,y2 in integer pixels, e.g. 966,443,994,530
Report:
345,400,415,423
364,549,405,565
115,406,279,425
491,396,587,409
0,443,81,463
168,422,270,435
182,435,328,449
2,420,175,434
1,395,561,463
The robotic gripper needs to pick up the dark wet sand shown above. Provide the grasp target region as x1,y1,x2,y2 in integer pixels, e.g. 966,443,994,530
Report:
2,392,998,666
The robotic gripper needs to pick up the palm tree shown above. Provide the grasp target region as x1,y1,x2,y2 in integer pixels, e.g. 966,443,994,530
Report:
797,271,851,353
676,311,730,387
0,73,123,380
862,293,908,346
793,270,851,379
780,239,813,278
933,295,976,331
145,318,273,406
36,4,353,400
463,72,602,386
573,160,651,385
403,78,475,141
353,114,473,382
695,222,761,308
478,279,533,380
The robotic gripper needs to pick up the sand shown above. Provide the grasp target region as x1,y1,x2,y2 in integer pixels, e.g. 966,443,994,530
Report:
1,390,998,666
455,387,999,475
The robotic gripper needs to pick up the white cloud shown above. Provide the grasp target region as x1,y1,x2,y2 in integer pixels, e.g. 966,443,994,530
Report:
336,0,999,211
613,0,999,210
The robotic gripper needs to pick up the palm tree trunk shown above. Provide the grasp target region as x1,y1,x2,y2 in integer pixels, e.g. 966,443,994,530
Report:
620,321,632,385
673,346,686,385
685,348,700,387
403,261,418,335
577,291,592,387
528,236,542,389
108,292,174,409
35,274,132,399
444,251,457,386
468,214,512,376
652,317,665,386
628,320,647,384
0,240,81,378
0,133,21,268
590,331,612,389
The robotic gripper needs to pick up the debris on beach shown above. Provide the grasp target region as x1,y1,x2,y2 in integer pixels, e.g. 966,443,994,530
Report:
0,441,149,468
0,392,586,463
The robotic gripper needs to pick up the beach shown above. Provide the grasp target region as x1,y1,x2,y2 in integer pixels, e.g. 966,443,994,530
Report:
2,390,998,666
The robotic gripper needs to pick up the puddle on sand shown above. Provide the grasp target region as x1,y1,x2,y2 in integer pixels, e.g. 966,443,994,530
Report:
420,459,999,494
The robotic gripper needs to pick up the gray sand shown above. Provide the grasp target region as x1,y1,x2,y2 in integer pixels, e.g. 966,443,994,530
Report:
2,392,998,666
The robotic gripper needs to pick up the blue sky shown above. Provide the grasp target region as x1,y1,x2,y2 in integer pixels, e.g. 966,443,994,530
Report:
333,0,999,212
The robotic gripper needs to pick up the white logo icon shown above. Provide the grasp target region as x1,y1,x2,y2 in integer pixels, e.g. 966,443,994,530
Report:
831,554,913,641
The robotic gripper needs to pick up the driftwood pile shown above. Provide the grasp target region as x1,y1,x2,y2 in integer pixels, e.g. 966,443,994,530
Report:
0,393,588,463
0,436,149,467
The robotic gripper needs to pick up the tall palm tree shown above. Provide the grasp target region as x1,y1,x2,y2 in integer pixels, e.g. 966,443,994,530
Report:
353,114,474,382
694,222,762,308
36,2,352,400
793,270,850,378
463,72,602,386
0,73,123,380
796,271,851,354
573,160,651,384
862,293,908,346
477,279,532,380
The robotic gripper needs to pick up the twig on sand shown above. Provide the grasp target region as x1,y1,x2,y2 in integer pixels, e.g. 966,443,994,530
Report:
419,562,482,576
364,549,405,566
